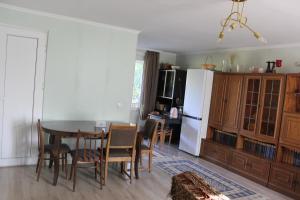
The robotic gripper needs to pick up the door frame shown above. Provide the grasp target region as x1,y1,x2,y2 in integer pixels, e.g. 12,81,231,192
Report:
0,24,48,166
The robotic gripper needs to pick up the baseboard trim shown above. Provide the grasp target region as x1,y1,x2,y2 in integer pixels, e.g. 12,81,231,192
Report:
0,157,37,167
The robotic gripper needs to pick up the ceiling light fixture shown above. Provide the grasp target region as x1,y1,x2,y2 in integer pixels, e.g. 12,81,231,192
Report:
218,0,267,43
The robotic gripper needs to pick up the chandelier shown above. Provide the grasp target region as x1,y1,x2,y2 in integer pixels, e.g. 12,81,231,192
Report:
218,0,267,43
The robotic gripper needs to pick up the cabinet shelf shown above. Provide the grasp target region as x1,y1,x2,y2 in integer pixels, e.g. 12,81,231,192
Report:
239,131,277,145
278,146,300,168
212,129,237,148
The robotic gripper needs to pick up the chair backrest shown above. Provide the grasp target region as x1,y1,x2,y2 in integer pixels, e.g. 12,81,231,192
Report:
37,119,45,153
148,115,166,132
143,119,158,148
106,123,137,150
74,130,104,162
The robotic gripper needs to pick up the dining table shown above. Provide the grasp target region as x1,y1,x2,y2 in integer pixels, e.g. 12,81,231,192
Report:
41,120,143,186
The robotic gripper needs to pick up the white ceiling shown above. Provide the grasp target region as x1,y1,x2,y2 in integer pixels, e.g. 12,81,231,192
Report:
1,0,300,54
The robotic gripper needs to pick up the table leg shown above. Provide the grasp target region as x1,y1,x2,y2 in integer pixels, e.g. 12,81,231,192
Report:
48,135,55,168
49,156,53,169
53,154,59,185
52,135,61,186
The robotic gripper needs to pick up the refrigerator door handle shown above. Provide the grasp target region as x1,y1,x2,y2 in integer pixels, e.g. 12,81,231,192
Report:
182,114,202,121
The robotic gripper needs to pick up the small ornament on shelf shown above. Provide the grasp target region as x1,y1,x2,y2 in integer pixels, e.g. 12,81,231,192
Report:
266,59,283,73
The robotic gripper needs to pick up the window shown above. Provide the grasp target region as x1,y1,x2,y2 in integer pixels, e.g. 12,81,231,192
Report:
131,60,144,108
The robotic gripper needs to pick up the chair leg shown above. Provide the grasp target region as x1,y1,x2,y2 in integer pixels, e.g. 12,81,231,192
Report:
130,159,134,184
65,153,68,179
36,154,41,173
148,151,152,173
69,158,75,180
49,155,53,169
36,156,44,182
140,154,143,168
156,134,159,145
99,159,103,189
168,131,173,144
95,162,98,179
120,162,123,173
72,163,77,192
104,161,109,185
61,153,64,171
160,133,165,145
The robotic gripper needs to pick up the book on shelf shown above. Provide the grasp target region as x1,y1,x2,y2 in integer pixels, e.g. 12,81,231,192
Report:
281,148,300,168
243,138,276,160
212,129,237,147
293,151,300,167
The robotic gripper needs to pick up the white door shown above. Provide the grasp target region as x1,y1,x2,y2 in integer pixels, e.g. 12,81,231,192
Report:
0,25,47,163
183,69,205,118
179,116,202,156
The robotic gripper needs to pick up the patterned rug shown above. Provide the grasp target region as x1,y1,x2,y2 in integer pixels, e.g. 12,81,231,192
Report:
152,148,268,200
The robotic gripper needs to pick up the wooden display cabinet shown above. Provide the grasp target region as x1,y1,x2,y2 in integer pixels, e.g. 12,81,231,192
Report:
256,75,285,142
240,74,285,143
280,74,300,147
268,163,300,199
208,73,227,129
201,73,300,199
240,75,262,136
270,75,300,198
280,113,300,146
231,150,271,185
208,73,243,133
284,74,300,113
222,74,244,133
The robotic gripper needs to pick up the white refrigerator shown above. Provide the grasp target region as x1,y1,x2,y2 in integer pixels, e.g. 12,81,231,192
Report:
179,69,214,156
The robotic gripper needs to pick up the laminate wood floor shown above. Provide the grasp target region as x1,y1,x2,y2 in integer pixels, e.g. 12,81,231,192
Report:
0,145,293,200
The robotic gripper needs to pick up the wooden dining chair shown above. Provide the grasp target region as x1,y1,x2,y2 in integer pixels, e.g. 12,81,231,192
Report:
69,130,104,192
36,119,70,181
102,123,137,184
140,119,158,172
148,115,173,145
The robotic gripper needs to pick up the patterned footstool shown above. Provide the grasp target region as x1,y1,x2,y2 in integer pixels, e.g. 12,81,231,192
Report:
170,171,229,200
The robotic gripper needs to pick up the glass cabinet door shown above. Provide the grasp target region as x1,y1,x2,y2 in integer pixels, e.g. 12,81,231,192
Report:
257,77,283,139
164,71,175,98
157,70,166,97
241,76,261,135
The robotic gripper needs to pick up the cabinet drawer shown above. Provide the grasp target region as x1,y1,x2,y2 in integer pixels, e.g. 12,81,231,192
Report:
280,113,300,146
246,156,270,182
231,152,247,172
269,165,296,192
231,151,270,184
295,173,300,195
202,141,230,164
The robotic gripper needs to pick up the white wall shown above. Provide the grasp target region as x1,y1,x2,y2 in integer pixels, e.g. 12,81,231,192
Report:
176,46,300,73
0,6,138,122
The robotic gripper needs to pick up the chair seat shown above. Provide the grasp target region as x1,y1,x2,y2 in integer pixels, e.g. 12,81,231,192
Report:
70,149,101,161
158,129,172,135
44,143,70,154
104,149,132,158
